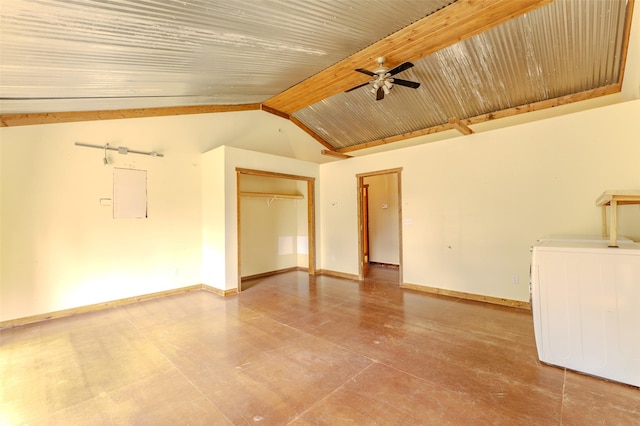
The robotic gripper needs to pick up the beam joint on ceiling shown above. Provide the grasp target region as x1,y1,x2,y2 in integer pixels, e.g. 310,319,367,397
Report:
321,149,352,159
448,118,474,136
261,105,289,119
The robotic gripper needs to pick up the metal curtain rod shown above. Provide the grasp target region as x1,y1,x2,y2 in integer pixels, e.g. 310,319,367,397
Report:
75,142,163,157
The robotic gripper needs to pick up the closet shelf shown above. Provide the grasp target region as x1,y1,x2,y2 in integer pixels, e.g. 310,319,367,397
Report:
240,191,303,200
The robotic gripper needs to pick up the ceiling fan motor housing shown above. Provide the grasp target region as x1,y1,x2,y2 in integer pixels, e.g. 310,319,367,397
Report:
373,56,390,75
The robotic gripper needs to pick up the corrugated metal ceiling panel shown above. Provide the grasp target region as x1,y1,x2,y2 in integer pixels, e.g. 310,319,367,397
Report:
0,0,454,113
292,0,629,150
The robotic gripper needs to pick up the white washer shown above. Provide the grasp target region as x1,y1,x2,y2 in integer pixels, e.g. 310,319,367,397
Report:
536,234,633,244
530,239,640,387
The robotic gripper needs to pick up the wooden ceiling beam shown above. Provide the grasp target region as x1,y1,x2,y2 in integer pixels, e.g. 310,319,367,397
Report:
337,123,452,154
263,0,553,115
337,83,622,154
0,103,261,127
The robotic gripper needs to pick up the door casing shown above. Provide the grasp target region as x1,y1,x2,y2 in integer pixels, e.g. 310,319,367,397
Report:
356,168,403,284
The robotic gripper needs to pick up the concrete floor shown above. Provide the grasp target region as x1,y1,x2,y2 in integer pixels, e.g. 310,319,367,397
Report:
1,271,639,424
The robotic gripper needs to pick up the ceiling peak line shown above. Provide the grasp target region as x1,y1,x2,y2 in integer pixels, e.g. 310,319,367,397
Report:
289,116,335,152
260,105,339,153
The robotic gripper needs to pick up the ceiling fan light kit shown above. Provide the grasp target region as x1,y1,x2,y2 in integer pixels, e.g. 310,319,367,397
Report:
346,56,421,101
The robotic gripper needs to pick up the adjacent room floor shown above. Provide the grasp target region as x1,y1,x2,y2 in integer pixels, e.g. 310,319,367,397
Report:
1,271,639,425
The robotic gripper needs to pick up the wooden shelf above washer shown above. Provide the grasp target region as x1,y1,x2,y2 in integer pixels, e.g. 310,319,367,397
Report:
596,190,640,247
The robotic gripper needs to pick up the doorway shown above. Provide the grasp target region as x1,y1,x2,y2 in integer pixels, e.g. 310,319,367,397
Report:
236,168,316,292
357,168,403,285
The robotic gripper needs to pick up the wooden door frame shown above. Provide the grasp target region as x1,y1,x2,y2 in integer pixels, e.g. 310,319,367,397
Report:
356,168,403,284
236,168,316,292
362,184,370,277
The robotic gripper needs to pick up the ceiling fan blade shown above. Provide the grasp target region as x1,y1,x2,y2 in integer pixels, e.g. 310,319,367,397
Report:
376,86,384,101
344,82,370,93
355,68,376,76
393,78,421,89
388,62,414,76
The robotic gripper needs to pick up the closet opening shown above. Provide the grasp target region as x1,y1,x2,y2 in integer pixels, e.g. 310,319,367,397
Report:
236,168,315,292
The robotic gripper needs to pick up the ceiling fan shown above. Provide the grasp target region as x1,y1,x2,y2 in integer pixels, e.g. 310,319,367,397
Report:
345,56,420,100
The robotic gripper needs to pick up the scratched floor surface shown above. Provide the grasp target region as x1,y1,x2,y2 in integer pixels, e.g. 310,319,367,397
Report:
2,270,639,425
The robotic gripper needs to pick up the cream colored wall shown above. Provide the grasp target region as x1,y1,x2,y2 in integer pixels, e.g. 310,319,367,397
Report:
0,118,203,321
2,3,638,321
2,102,638,321
1,102,637,322
201,146,319,291
201,146,227,292
319,100,640,302
319,160,359,274
0,111,323,321
0,140,2,297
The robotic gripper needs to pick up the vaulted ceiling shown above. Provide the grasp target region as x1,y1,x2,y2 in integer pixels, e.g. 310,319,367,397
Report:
0,0,636,156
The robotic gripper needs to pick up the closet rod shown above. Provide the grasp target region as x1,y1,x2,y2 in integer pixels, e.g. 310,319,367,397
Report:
239,191,303,199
